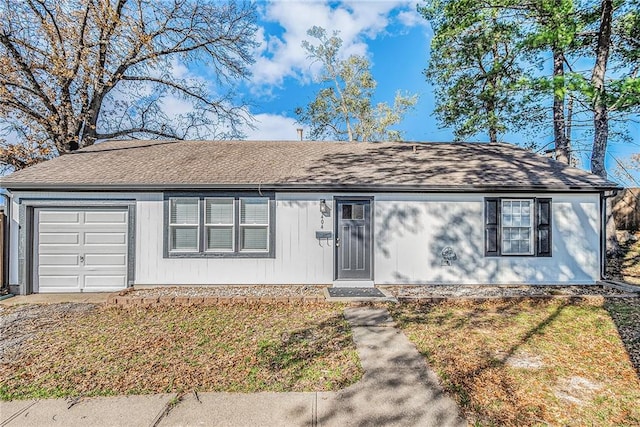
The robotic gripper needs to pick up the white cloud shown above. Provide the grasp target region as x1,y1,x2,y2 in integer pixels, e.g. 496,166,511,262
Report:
252,0,422,87
397,9,428,29
244,113,301,140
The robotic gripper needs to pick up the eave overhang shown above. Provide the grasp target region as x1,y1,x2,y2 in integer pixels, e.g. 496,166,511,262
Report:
0,182,622,193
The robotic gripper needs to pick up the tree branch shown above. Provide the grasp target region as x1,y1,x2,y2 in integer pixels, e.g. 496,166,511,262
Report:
96,128,182,140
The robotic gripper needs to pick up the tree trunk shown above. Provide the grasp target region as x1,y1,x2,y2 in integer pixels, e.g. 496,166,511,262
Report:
552,47,570,164
590,0,613,179
591,104,608,178
566,95,574,165
488,126,497,144
590,0,619,261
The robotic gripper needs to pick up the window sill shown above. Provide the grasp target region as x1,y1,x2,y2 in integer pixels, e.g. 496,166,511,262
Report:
166,252,274,259
486,254,539,258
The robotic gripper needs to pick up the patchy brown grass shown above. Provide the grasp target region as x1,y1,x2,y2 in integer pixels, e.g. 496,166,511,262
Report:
0,303,362,400
390,299,640,426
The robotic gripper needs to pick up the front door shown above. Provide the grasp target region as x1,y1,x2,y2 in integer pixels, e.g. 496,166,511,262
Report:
336,199,372,280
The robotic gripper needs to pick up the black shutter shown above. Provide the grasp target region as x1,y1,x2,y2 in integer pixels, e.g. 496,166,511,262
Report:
536,198,552,257
485,198,500,256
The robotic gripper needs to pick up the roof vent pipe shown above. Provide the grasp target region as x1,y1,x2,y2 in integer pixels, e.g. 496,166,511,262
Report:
296,128,303,141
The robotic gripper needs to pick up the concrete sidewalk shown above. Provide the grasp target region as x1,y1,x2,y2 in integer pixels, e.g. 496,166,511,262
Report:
0,307,465,427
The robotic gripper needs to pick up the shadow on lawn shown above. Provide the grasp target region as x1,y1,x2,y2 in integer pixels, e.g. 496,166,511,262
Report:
603,299,640,378
254,316,361,390
390,300,571,425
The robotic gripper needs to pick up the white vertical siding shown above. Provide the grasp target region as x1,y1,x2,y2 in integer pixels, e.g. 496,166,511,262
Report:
374,193,600,285
134,192,335,284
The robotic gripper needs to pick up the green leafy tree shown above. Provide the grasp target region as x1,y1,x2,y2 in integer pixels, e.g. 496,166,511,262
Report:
587,0,640,178
518,0,583,164
421,0,544,144
295,26,417,142
423,0,640,174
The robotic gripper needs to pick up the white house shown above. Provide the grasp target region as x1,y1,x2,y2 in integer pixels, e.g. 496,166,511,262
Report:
0,140,620,294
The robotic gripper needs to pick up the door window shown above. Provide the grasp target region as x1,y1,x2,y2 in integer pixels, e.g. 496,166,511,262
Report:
341,203,365,220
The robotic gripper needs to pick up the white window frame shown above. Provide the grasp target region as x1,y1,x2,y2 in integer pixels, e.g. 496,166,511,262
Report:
501,199,534,256
165,194,274,258
239,197,270,253
168,197,200,253
204,198,235,253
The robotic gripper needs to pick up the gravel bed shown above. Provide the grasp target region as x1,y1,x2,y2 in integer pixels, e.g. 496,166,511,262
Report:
132,285,327,298
130,284,631,300
382,284,628,298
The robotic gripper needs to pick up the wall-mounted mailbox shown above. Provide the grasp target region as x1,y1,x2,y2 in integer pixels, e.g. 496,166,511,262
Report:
315,231,333,239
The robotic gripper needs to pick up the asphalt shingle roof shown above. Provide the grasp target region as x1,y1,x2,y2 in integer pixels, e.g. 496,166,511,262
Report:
0,139,619,191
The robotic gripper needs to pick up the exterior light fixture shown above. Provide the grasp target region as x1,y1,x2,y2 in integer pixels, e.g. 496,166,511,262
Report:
319,199,330,215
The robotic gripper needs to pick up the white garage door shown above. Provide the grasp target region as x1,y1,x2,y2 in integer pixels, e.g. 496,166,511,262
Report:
35,208,128,293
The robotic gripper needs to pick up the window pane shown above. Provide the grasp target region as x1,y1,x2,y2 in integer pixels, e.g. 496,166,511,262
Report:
206,199,233,224
342,204,352,219
241,198,268,224
171,198,199,224
171,227,198,251
207,226,233,251
353,204,364,220
502,226,532,255
240,226,268,250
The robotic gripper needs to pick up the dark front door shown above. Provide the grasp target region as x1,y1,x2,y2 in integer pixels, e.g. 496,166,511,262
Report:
336,199,372,280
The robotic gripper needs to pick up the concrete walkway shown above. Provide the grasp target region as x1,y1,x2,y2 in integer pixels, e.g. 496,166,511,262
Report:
0,293,110,306
0,307,465,427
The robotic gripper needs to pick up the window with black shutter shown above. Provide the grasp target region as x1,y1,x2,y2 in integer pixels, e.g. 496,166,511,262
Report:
484,198,552,257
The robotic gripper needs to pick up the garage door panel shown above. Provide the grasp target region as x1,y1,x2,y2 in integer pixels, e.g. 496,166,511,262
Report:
84,211,127,224
84,275,127,288
38,275,80,290
84,253,126,266
36,208,128,293
85,232,127,245
39,254,80,266
39,233,80,245
39,211,81,224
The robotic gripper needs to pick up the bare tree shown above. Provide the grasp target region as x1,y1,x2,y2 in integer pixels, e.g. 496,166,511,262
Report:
0,0,257,171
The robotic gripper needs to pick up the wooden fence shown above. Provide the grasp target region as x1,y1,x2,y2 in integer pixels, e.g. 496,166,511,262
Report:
613,188,640,231
0,208,4,291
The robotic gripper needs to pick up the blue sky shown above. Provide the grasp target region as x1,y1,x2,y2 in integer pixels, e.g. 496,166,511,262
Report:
219,1,640,184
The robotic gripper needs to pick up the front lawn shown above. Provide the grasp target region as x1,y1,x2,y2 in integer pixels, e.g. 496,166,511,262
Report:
390,299,640,426
0,303,362,400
